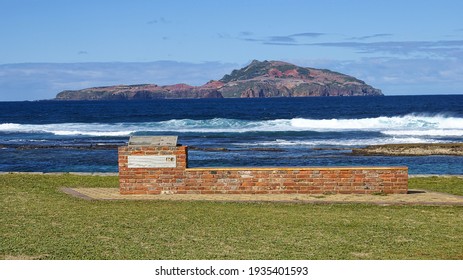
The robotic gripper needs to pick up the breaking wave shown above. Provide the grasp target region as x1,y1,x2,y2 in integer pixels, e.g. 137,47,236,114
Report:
1,114,462,137
236,137,447,147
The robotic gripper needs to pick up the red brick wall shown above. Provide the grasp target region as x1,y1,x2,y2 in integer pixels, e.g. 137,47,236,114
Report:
118,146,187,194
119,145,408,195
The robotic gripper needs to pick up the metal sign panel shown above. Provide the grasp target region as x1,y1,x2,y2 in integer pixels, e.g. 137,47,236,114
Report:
128,155,177,168
128,136,178,146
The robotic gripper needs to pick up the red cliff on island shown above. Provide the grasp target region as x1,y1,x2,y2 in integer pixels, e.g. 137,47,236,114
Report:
55,60,383,100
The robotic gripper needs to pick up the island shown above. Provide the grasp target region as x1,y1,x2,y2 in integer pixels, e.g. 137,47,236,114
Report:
55,60,383,100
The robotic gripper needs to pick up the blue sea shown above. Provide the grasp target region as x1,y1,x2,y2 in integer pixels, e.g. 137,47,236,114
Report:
1,95,462,174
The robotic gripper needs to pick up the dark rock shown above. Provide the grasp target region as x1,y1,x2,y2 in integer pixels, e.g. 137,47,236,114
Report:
3,144,122,150
248,147,285,152
188,146,230,152
352,143,463,156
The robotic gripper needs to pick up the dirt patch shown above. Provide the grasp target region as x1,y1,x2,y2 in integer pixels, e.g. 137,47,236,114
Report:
1,254,49,260
62,187,463,206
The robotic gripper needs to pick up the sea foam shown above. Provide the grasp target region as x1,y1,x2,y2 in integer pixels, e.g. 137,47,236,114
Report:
0,114,462,137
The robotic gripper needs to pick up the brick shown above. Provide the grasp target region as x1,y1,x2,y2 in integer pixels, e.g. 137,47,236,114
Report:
118,144,408,195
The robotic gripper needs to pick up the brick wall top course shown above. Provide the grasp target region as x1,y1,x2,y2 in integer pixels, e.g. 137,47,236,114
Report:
186,166,408,172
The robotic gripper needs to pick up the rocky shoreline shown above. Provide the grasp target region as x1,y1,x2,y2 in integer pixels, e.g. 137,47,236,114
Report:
351,143,463,156
3,142,462,156
0,144,123,150
0,144,286,152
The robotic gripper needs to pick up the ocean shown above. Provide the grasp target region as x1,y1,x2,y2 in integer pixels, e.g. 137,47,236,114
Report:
0,95,462,174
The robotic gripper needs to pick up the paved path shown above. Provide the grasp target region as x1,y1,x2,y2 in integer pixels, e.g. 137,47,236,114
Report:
62,187,463,206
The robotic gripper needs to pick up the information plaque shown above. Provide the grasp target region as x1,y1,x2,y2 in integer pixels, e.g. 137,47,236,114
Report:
128,155,176,168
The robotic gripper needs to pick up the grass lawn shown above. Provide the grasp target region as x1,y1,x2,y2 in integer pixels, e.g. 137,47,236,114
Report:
1,174,462,260
409,176,463,196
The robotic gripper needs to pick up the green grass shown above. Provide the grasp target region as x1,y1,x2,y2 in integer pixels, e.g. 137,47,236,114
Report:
1,174,462,260
409,176,463,196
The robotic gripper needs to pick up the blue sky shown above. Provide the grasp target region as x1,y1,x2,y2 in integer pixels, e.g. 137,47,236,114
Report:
1,0,463,100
